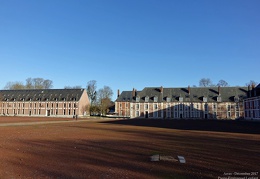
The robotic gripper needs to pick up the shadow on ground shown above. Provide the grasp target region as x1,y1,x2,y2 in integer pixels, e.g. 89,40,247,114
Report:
101,118,260,134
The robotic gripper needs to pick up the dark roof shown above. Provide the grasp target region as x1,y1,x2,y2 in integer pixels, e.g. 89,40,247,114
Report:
116,91,141,102
0,89,85,102
116,87,248,103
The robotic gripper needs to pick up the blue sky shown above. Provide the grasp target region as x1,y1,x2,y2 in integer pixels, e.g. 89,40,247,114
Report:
0,0,259,100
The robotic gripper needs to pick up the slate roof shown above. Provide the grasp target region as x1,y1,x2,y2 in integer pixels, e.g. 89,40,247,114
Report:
0,89,85,102
116,87,248,103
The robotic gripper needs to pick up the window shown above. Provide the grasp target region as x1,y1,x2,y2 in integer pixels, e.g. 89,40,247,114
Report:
227,112,231,118
154,96,158,103
136,96,140,102
234,97,239,102
136,111,139,117
235,104,239,110
203,97,207,102
166,97,171,102
213,104,217,110
217,96,222,102
190,104,194,110
179,104,183,111
227,105,231,111
145,104,148,110
236,112,239,118
179,97,183,102
64,103,66,107
197,111,200,117
214,112,217,118
154,104,158,109
204,104,208,111
167,111,171,118
144,96,149,102
136,104,139,110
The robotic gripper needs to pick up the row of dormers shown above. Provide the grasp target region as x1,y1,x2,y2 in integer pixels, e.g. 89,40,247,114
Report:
117,87,248,103
120,95,242,103
0,89,84,102
2,97,78,102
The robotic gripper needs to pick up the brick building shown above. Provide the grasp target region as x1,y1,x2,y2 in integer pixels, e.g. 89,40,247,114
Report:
244,84,260,120
0,89,89,117
115,86,248,119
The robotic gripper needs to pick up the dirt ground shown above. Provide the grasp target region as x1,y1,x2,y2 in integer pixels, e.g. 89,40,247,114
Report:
0,116,259,179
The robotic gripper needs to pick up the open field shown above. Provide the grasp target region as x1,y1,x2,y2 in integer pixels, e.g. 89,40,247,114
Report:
0,117,259,179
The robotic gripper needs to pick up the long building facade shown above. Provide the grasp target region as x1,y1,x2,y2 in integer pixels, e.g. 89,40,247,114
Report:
244,84,260,120
115,86,248,119
0,89,89,117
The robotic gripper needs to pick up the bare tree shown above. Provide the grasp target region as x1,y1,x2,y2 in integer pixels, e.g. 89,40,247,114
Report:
199,78,214,87
217,80,229,87
87,80,97,105
25,78,33,89
97,86,113,115
4,81,25,90
245,80,258,86
64,85,82,89
42,79,53,89
4,78,53,90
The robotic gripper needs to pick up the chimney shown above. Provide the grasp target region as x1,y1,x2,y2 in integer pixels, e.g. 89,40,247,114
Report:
160,86,163,93
218,86,221,95
188,86,190,95
132,88,135,97
117,89,120,97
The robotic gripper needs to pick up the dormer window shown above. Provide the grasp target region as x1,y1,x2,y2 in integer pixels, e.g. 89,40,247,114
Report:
136,96,140,102
154,96,158,103
166,97,171,102
145,96,149,102
203,97,207,102
179,97,183,102
234,97,239,103
217,96,222,102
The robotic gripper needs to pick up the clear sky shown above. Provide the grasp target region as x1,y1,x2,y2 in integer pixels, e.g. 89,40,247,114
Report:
0,0,259,100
